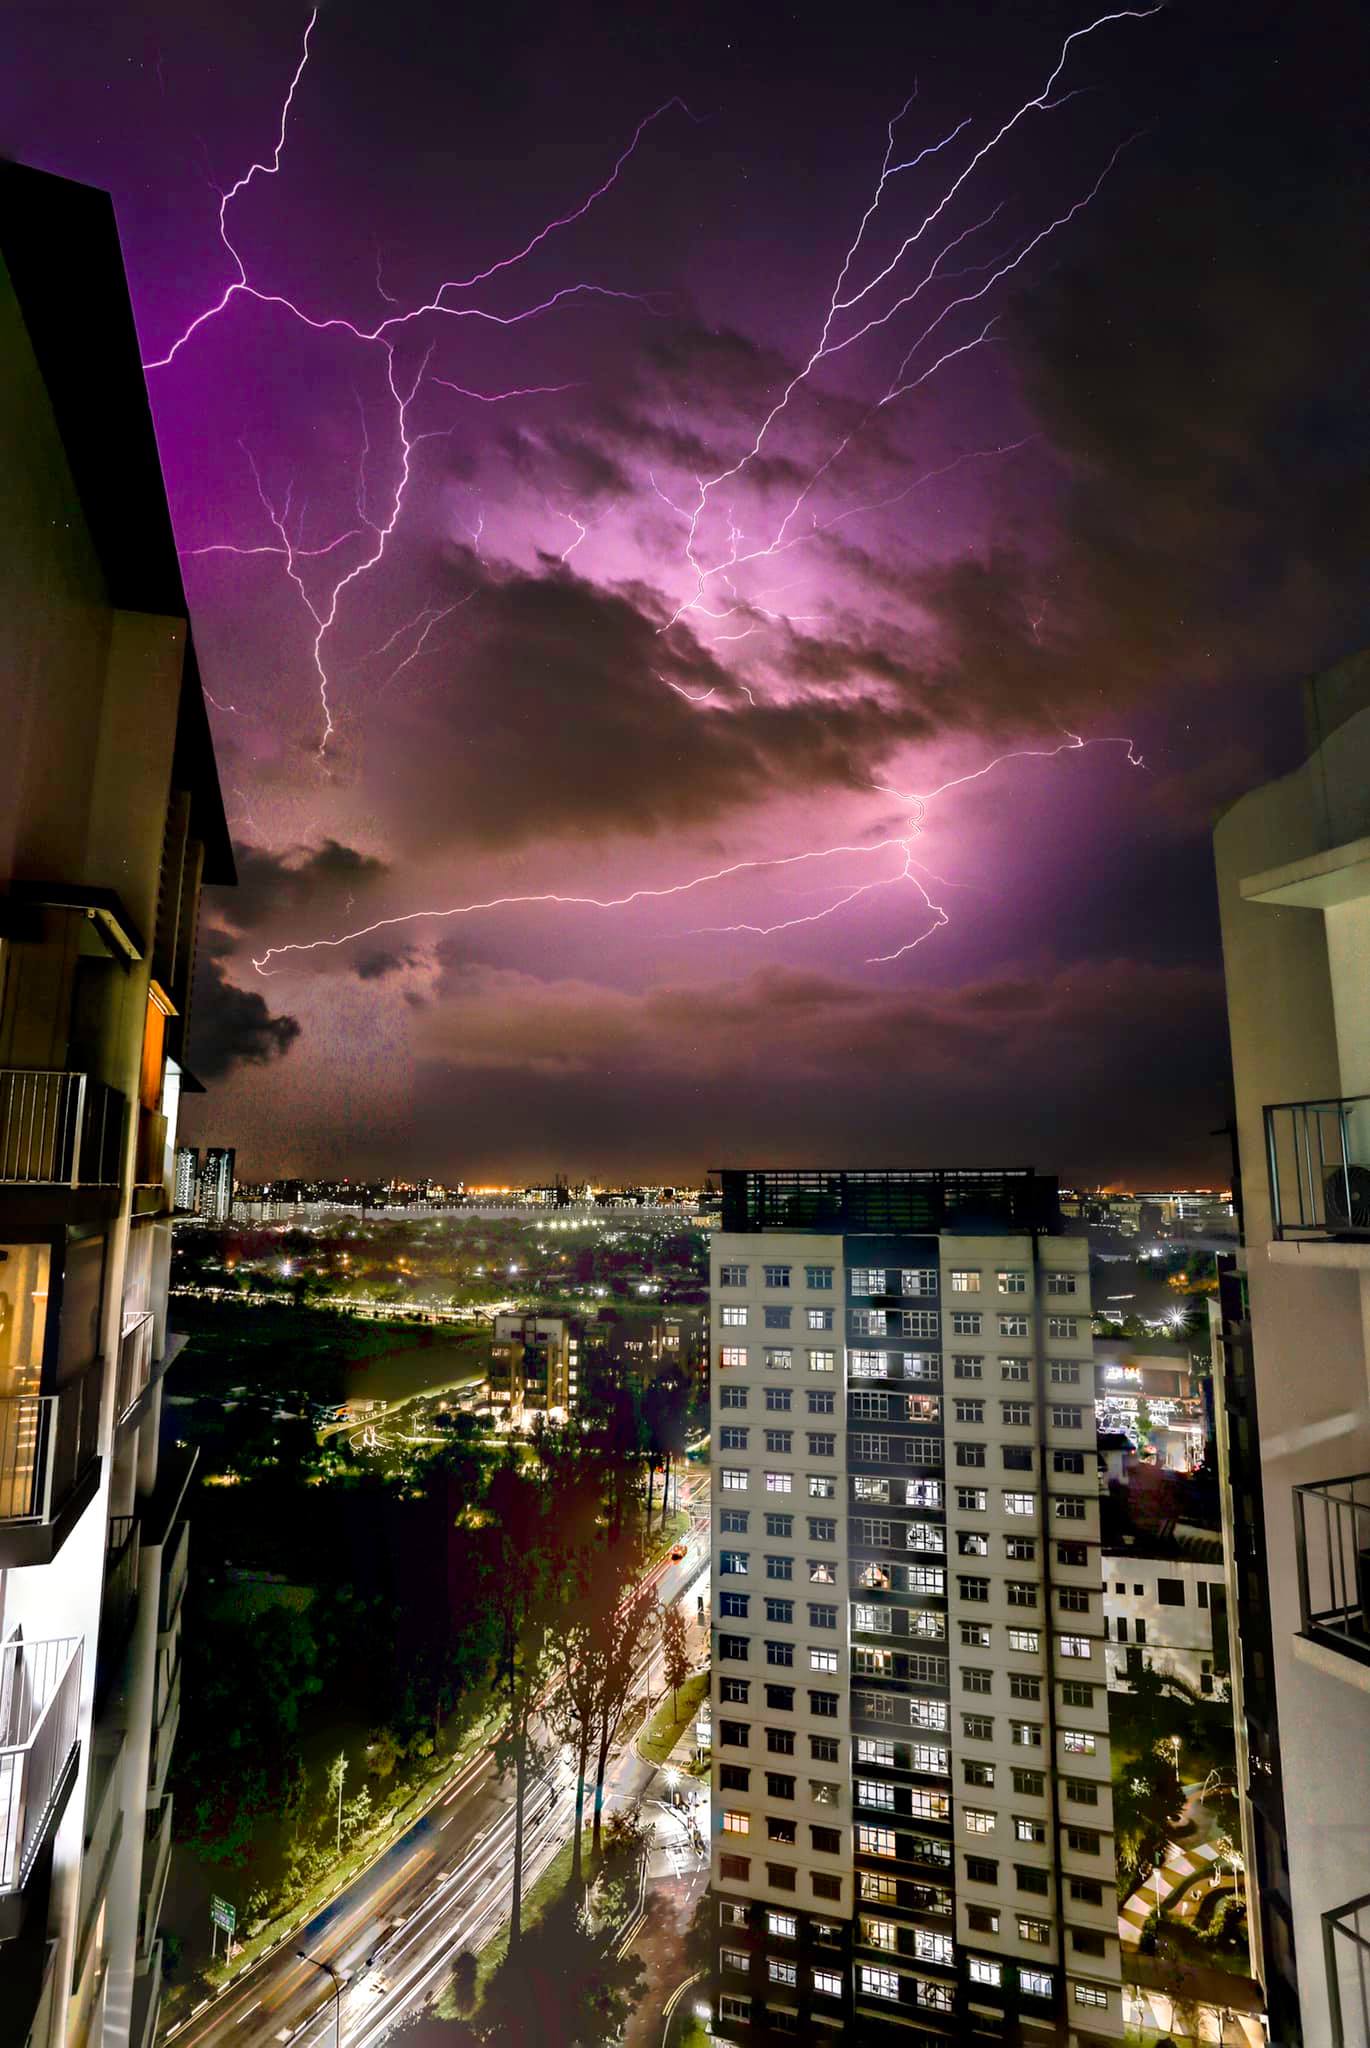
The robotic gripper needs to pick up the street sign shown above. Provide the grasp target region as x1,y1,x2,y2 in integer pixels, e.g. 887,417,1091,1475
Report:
210,1896,236,1935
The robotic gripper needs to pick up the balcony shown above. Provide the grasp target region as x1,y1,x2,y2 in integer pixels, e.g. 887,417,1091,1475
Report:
96,1514,141,1705
139,1797,173,1958
0,1637,82,1929
159,1516,188,1639
0,1359,102,1568
1325,1893,1370,2048
0,1070,124,1190
115,1311,156,1422
1294,1474,1370,1686
149,1659,181,1802
1266,1096,1370,1255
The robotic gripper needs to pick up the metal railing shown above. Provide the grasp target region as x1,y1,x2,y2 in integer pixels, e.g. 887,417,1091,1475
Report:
1266,1095,1370,1239
1326,1892,1370,2047
0,1071,124,1187
159,1517,189,1637
0,1636,82,1894
1294,1473,1370,1665
102,1514,141,1661
0,1361,102,1528
140,1798,173,1956
116,1312,156,1420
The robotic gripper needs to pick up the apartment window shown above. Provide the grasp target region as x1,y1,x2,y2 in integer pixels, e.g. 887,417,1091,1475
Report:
954,1397,985,1424
721,1509,749,1535
718,1863,750,1890
1012,1768,1045,1797
908,1520,945,1550
1059,1587,1091,1614
764,1429,793,1455
1019,1916,1052,1946
851,1310,887,1337
956,1442,986,1468
765,1347,794,1371
1002,1401,1032,1427
1006,1583,1038,1610
902,1268,938,1296
807,1315,836,1344
810,1776,840,1803
1055,1495,1087,1521
1010,1675,1042,1704
963,1808,996,1835
1051,1404,1084,1430
720,1764,750,1791
857,1776,895,1811
768,1955,798,1984
965,1856,999,1884
901,1308,940,1339
766,1685,795,1710
811,1735,839,1762
1157,1577,1186,1606
720,1426,750,1452
767,1909,797,1939
1057,1541,1088,1567
968,1904,999,1934
809,1474,837,1499
807,1389,835,1415
811,1965,843,1996
720,1721,750,1748
1054,1448,1086,1474
850,1268,888,1295
808,1349,837,1377
810,1691,840,1718
962,1713,994,1741
909,1788,950,1822
720,1346,748,1370
810,1648,839,1675
855,1824,897,1859
808,1432,836,1457
720,1948,749,1975
765,1308,792,1331
956,1486,987,1513
1017,1865,1050,1895
1047,1315,1079,1339
908,1564,945,1595
766,1772,796,1800
1070,1876,1104,1905
1015,1814,1047,1845
1010,1721,1042,1747
767,1864,797,1891
1022,1969,1053,1998
1046,1271,1077,1295
958,1532,989,1558
958,1576,990,1603
721,1386,749,1412
719,1635,750,1660
951,1311,983,1336
722,1810,751,1835
766,1472,793,1495
809,1518,837,1544
805,1265,834,1290
722,1469,748,1492
998,1269,1027,1293
765,1387,792,1413
907,1478,943,1508
1003,1491,1035,1517
962,1667,992,1694
1060,1635,1092,1659
910,1696,949,1730
1066,1778,1100,1807
765,1512,793,1537
1007,1628,1040,1653
1000,1356,1030,1383
968,1958,1002,1987
915,1929,954,1966
953,1355,983,1381
1001,1446,1032,1475
809,1603,838,1630
950,1269,981,1293
720,1678,750,1705
766,1641,794,1667
764,1265,792,1289
766,1556,793,1582
720,1552,750,1577
720,1264,748,1286
768,1818,798,1847
1005,1534,1037,1562
1074,1984,1109,2009
721,1305,748,1327
767,1727,796,1756
1062,1679,1095,1708
811,1875,842,1903
1067,1826,1102,1855
1049,1361,1080,1384
859,1963,899,2002
765,1596,794,1624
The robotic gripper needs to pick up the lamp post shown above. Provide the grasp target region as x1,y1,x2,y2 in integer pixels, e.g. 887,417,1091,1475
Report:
297,1952,344,2047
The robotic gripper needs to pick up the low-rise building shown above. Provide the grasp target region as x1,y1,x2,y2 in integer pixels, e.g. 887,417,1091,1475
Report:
1101,1535,1228,1696
489,1311,583,1416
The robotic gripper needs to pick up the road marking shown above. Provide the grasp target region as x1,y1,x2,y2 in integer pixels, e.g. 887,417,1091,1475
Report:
234,2001,262,2023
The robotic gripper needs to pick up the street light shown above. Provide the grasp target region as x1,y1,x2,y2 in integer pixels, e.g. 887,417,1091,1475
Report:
297,1952,344,2046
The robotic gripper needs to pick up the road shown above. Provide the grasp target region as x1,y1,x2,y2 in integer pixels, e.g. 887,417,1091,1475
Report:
167,1482,710,2048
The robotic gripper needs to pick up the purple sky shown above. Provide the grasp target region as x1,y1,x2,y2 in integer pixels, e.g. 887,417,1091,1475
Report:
6,2,1367,1185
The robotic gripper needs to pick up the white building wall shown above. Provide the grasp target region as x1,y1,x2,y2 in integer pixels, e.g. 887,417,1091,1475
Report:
1101,1554,1225,1695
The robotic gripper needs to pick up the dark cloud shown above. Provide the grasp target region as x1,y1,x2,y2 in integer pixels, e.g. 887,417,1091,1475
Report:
216,838,389,934
354,947,420,981
189,931,302,1083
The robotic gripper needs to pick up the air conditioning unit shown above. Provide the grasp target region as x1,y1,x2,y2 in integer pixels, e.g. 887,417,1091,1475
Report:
1325,1163,1370,1231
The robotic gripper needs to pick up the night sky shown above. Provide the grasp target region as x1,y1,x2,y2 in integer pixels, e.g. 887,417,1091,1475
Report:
6,3,1367,1185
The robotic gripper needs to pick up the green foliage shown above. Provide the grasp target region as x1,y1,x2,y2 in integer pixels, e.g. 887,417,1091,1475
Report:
1114,1738,1185,1899
481,1892,644,2047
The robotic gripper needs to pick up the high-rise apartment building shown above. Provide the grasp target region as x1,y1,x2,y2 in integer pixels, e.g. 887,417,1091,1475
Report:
197,1145,234,1226
1,164,235,2046
706,1168,1121,2048
489,1311,582,1416
173,1145,199,1214
1212,645,1370,2045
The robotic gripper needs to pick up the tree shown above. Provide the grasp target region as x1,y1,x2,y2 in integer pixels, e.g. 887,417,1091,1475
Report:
591,1579,659,1859
366,1726,404,1780
484,1458,557,1951
1115,1741,1185,1899
1152,1929,1205,2039
449,1950,478,2016
661,1601,690,1718
326,1751,349,1856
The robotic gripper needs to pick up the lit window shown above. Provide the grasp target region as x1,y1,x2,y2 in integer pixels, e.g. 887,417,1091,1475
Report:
963,1808,996,1834
721,1305,747,1327
902,1268,938,1295
722,1810,750,1834
998,1269,1027,1293
767,1910,797,1939
809,1474,837,1498
720,1346,747,1370
1018,1916,1052,1945
1063,1729,1096,1755
1074,1984,1108,2009
765,1347,794,1371
850,1269,888,1295
1003,1491,1035,1516
859,1965,899,2001
721,1469,748,1492
768,1958,797,1985
1060,1635,1092,1659
812,1968,842,1997
968,1958,1002,1987
914,1929,953,1965
949,1270,981,1293
766,1472,793,1495
810,1647,838,1673
999,1314,1029,1338
1007,1628,1040,1653
1022,1968,1053,1997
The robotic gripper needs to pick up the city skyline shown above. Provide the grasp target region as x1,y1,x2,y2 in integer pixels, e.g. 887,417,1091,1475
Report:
5,4,1367,1185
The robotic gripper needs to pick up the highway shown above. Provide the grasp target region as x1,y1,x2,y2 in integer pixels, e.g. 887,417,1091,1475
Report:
167,1481,710,2048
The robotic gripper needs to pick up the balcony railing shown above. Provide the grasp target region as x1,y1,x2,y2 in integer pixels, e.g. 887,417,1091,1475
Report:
159,1517,189,1638
0,1071,124,1188
0,1360,101,1529
116,1312,156,1420
97,1515,142,1699
1326,1892,1370,2047
1266,1095,1370,1239
1294,1473,1370,1667
0,1636,82,1895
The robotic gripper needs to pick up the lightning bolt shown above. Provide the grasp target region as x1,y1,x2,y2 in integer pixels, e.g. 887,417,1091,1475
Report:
249,734,1144,976
151,9,689,747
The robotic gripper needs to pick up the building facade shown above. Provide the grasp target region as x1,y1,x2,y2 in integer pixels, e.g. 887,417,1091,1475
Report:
0,163,235,2046
488,1311,582,1417
197,1146,234,1227
172,1146,198,1215
1212,646,1370,2045
706,1168,1122,2047
1100,1540,1226,1695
